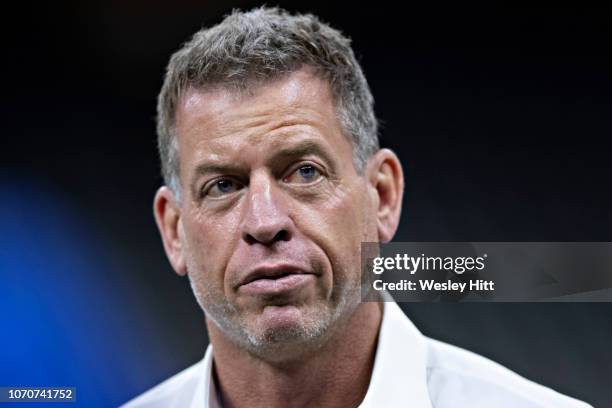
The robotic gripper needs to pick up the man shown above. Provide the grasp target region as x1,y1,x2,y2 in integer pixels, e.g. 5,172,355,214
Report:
124,7,591,407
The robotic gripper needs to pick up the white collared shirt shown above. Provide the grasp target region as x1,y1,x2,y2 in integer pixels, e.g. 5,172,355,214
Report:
122,302,592,407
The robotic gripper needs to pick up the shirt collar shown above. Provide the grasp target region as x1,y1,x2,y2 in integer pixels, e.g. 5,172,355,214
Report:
197,300,433,408
358,300,433,408
191,345,219,408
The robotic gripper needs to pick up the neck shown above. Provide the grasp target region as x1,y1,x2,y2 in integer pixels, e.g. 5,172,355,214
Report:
207,301,383,408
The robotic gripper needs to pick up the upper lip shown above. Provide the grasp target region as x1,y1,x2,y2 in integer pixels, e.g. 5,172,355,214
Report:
238,263,314,287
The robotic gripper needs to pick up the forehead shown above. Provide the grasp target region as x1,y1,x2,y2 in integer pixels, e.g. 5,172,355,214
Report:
174,69,346,153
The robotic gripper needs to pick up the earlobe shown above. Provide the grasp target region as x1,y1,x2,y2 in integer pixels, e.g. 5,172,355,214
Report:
367,149,404,243
153,186,187,276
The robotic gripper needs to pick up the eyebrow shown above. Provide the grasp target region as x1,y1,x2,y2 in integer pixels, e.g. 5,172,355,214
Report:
267,140,336,169
189,139,337,197
189,162,248,198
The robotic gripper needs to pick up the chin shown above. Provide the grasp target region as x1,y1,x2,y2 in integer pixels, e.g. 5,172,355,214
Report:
242,304,332,359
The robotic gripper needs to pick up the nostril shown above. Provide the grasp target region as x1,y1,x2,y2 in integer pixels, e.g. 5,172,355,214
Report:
273,230,290,242
243,229,290,245
244,233,258,245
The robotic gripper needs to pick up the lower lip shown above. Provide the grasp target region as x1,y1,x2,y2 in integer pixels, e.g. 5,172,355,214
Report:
239,274,315,295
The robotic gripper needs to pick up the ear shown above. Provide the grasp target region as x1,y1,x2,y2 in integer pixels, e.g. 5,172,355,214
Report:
153,186,187,276
366,149,404,243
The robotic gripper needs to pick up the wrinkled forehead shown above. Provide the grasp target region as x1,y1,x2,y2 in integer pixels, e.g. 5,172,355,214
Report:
174,69,344,149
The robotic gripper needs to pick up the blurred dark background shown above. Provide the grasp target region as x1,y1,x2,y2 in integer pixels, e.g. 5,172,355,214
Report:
1,1,611,407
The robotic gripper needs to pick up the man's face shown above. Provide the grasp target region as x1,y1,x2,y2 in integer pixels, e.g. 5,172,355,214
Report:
172,69,379,356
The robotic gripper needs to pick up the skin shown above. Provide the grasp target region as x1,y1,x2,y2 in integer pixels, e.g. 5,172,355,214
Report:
154,67,404,408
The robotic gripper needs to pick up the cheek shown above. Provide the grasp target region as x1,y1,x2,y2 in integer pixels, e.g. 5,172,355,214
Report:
182,209,241,289
295,182,372,280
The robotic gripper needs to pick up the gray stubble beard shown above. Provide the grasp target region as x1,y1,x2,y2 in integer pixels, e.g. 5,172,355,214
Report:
188,271,363,362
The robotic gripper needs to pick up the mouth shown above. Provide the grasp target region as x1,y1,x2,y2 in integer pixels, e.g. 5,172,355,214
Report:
237,265,316,296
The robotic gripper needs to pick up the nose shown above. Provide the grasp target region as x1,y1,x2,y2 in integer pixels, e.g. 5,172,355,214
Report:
241,172,293,245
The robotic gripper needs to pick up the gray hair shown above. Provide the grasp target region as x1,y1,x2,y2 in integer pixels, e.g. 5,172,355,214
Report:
157,7,379,196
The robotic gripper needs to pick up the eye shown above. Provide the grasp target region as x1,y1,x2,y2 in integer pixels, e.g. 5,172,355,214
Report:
204,178,243,198
284,164,323,184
